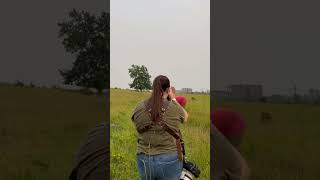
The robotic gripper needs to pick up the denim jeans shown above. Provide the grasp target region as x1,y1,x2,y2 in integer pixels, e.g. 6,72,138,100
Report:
137,152,183,180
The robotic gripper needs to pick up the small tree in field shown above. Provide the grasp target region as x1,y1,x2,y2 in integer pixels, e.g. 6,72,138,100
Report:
128,65,151,91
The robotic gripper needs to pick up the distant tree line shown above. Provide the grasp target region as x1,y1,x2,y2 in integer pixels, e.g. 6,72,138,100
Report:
13,81,36,88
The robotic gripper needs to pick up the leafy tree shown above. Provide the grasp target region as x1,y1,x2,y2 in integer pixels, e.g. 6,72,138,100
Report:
128,65,152,91
29,82,35,88
58,9,109,94
15,80,24,87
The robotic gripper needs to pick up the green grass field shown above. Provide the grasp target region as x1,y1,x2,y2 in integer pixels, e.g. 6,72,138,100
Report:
110,89,210,180
217,102,320,180
0,85,106,180
3,84,318,179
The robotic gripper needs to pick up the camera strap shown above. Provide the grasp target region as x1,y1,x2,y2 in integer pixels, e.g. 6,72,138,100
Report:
138,100,185,161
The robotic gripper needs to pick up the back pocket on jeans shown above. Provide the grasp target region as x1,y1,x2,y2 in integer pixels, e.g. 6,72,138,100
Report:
158,153,179,164
159,158,182,179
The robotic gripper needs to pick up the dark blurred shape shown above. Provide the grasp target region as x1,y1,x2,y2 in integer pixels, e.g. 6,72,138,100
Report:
211,125,250,180
15,80,25,87
69,123,109,180
212,108,246,149
260,111,273,123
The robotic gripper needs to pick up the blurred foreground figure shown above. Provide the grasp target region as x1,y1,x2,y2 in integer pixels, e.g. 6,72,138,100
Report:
211,111,250,180
212,107,246,150
69,123,109,180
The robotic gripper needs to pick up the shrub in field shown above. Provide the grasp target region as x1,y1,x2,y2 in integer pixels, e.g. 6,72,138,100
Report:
29,82,36,88
79,88,95,95
15,80,24,87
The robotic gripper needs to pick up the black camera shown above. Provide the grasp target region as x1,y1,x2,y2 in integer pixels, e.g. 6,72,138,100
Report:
181,160,200,179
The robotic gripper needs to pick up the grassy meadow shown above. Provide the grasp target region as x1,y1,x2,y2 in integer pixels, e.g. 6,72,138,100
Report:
110,89,210,180
3,84,318,179
0,85,107,179
216,102,320,180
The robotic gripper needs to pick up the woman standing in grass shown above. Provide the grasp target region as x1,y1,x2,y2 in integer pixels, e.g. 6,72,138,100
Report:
132,75,188,180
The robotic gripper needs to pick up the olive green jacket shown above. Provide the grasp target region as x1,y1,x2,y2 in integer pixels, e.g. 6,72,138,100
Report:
132,99,185,155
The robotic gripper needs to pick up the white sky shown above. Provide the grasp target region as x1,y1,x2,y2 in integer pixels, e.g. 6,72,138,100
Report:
110,0,210,92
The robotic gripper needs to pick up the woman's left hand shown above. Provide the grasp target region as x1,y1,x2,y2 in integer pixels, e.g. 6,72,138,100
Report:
168,87,176,100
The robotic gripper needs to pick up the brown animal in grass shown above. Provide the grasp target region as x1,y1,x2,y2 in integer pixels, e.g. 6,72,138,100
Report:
261,112,272,123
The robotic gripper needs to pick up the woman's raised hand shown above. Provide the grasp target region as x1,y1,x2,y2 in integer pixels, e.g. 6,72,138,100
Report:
168,87,176,100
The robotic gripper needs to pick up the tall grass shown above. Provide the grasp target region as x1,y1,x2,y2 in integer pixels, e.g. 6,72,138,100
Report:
217,102,320,180
0,85,107,179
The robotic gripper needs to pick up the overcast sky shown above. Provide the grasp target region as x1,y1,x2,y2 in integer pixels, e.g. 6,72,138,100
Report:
2,1,319,95
110,0,210,92
214,0,320,95
0,0,106,87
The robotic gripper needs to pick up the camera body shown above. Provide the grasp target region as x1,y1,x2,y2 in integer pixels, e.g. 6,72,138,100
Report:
180,169,194,180
180,160,200,179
